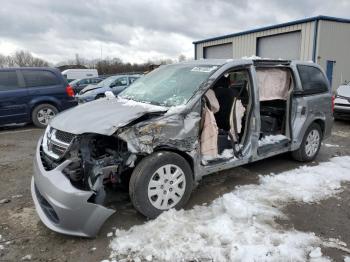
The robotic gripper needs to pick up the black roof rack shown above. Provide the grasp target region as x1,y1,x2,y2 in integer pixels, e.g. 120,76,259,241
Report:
253,59,291,66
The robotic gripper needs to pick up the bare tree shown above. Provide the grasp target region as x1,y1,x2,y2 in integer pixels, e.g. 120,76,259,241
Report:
0,54,7,68
178,54,186,62
6,56,15,67
11,50,48,67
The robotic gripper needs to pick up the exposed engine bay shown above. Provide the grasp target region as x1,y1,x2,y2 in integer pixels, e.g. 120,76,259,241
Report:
41,128,135,206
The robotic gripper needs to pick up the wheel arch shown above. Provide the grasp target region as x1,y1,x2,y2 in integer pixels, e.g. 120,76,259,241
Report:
313,118,325,136
152,146,195,179
29,98,60,115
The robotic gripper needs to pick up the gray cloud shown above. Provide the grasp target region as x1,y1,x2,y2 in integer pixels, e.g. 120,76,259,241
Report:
0,0,349,63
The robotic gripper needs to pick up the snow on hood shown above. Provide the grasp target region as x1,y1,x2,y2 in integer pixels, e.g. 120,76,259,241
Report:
50,97,167,135
79,84,101,94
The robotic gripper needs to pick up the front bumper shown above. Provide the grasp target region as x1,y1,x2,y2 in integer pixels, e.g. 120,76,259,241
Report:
61,99,78,110
334,104,350,119
75,95,94,104
31,138,115,237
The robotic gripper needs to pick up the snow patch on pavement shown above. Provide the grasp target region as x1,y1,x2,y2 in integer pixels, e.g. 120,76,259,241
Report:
258,134,288,146
109,156,350,261
323,143,340,148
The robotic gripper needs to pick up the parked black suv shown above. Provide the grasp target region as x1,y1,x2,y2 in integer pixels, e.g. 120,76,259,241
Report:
0,67,77,128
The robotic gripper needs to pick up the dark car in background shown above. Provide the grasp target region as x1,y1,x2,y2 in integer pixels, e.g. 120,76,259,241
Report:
0,67,77,128
70,77,103,95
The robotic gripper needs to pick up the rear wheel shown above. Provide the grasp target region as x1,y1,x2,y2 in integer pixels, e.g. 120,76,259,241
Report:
129,151,193,218
292,123,322,162
32,104,58,128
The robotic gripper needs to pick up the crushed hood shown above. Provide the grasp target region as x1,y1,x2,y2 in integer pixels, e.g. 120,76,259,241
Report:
50,98,168,135
79,84,101,94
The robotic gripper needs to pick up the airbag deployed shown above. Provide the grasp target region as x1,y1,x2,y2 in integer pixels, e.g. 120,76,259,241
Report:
257,69,290,101
201,90,220,158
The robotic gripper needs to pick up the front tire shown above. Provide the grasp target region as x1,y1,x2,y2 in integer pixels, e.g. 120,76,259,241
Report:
129,151,193,219
292,123,322,162
31,104,58,128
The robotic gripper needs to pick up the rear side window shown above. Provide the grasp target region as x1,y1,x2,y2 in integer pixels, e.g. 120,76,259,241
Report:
112,77,128,87
0,71,19,91
129,76,139,84
297,65,328,94
22,70,59,87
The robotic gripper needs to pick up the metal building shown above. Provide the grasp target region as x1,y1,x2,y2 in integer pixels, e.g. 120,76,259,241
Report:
193,15,350,90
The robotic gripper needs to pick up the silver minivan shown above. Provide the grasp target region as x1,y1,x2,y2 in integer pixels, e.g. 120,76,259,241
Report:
76,74,140,103
31,59,333,237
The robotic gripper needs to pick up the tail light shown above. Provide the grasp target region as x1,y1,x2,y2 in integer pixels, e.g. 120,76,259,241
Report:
66,85,75,97
331,95,335,112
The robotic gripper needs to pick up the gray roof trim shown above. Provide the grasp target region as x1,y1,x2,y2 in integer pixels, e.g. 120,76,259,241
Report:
193,15,350,44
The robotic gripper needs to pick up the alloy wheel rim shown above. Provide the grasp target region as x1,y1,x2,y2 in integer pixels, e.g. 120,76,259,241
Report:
37,108,55,125
305,129,320,157
147,164,186,210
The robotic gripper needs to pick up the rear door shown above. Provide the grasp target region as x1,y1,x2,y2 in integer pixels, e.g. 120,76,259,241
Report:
0,70,29,125
110,76,128,95
21,69,64,109
129,76,139,85
291,64,331,144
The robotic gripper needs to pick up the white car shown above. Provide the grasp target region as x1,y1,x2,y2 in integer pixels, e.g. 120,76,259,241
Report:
334,84,350,119
61,69,98,82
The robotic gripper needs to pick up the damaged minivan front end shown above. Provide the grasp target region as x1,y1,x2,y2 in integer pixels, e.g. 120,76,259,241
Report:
31,96,201,237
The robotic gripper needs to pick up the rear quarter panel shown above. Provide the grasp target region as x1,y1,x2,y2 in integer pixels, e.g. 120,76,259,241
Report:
21,69,77,112
290,63,333,150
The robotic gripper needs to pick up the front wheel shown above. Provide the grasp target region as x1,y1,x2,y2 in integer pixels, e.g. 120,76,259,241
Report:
291,123,322,162
129,151,193,218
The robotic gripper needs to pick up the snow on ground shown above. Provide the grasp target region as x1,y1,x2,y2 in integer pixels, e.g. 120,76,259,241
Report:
258,134,288,147
109,156,350,262
323,143,341,148
202,149,237,164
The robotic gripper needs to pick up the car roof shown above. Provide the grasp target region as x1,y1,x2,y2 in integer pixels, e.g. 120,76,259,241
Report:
0,67,60,72
178,58,292,67
177,58,320,68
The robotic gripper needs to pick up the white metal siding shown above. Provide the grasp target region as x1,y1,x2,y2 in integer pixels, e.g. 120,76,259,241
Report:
204,43,233,58
257,31,301,59
317,20,350,90
195,21,315,61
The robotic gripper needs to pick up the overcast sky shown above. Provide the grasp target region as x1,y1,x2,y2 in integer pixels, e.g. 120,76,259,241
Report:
0,0,349,64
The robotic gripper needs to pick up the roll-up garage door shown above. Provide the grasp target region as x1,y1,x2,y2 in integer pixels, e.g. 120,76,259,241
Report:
204,43,233,59
257,31,301,60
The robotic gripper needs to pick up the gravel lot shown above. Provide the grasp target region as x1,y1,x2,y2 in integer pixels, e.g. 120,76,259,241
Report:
0,120,349,261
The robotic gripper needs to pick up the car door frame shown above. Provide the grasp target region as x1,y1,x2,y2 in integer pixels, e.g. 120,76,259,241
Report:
194,62,259,178
0,69,30,125
289,62,332,151
110,76,128,95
